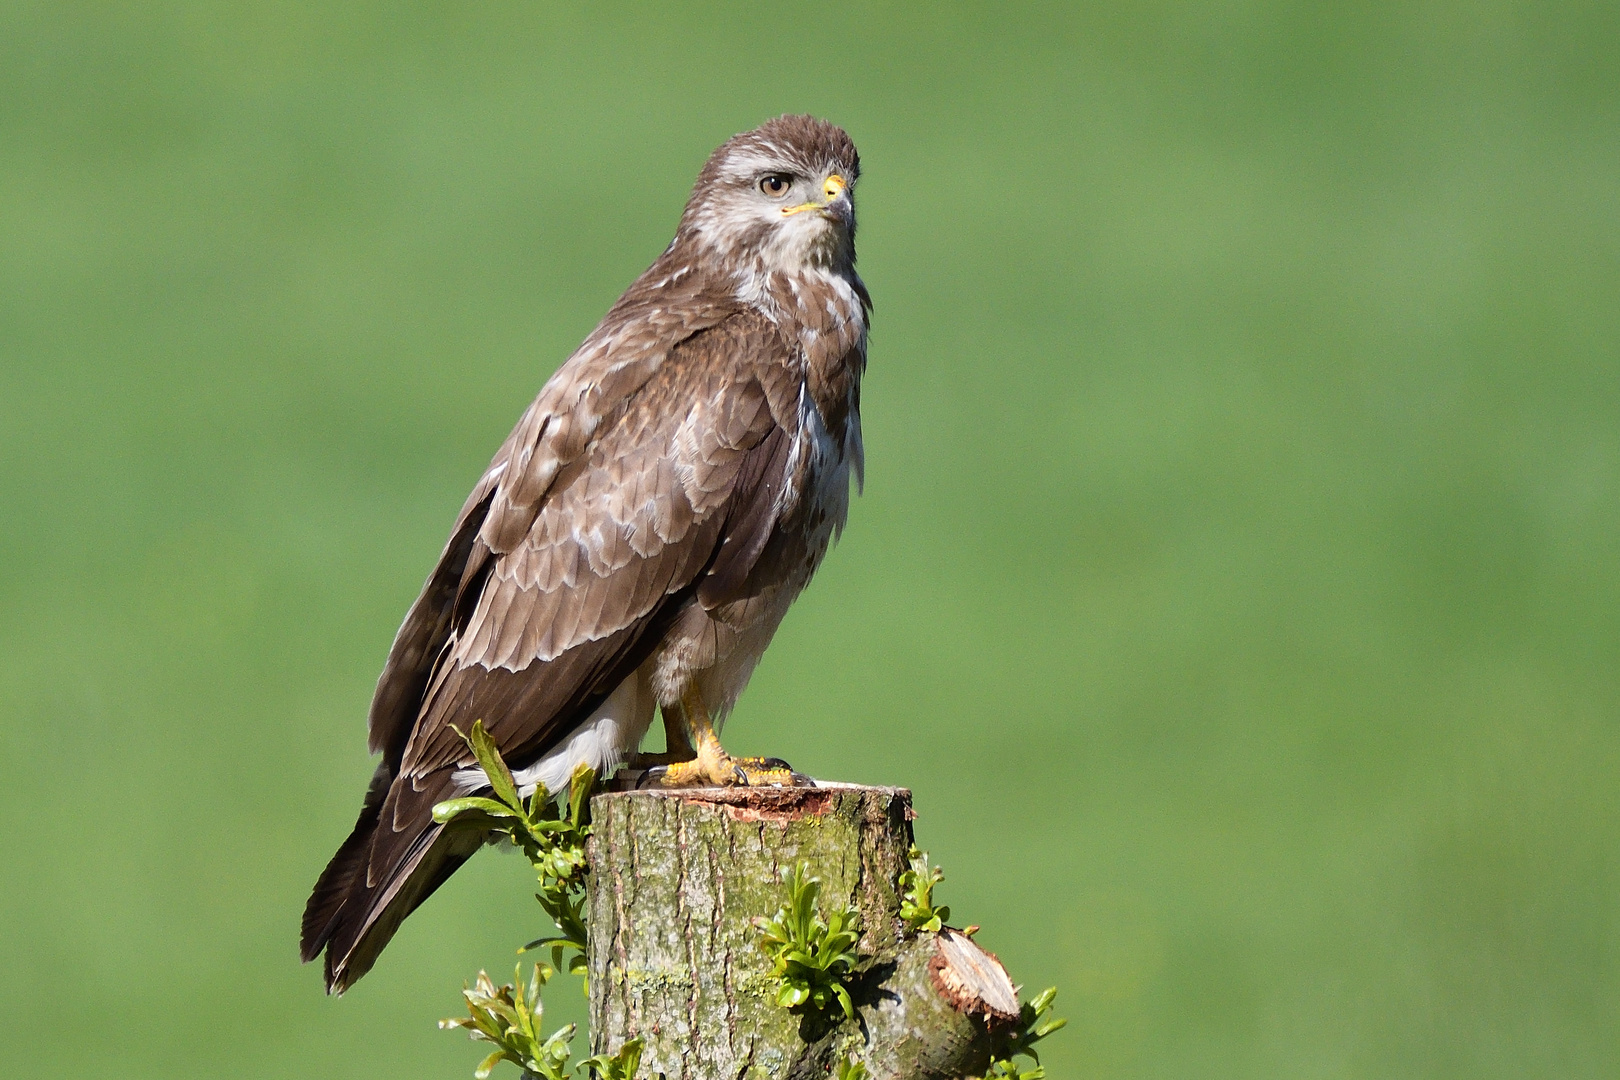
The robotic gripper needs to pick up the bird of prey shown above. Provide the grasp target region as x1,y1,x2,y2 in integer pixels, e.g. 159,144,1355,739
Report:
301,116,869,993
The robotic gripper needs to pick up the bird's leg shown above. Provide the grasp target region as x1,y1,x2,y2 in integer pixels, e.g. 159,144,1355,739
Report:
627,704,698,768
648,688,744,787
642,686,810,788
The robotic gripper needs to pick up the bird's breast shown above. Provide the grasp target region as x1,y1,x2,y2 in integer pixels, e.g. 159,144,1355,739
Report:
745,263,868,568
786,376,859,568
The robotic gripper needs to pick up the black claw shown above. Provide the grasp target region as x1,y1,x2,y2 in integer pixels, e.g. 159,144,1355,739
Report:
636,766,668,790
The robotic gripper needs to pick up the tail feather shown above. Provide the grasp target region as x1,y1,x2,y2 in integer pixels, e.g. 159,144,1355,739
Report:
301,764,390,962
301,768,479,994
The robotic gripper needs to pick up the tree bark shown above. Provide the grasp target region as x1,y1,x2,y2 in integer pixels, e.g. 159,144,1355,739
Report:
586,785,1021,1080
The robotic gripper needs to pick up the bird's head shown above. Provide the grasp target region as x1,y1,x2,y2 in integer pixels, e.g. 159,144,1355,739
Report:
678,115,860,274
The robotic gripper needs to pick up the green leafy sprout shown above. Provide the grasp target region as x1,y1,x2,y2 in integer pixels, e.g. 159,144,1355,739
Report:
898,845,951,933
440,964,644,1080
433,719,596,975
754,862,863,1021
440,964,577,1080
576,1038,645,1080
434,721,607,1078
835,1054,869,1080
984,986,1068,1080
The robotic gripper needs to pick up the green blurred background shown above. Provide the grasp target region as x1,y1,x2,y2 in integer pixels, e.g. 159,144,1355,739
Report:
2,2,1617,1077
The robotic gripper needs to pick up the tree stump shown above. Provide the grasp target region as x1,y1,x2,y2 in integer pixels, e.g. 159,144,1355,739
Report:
586,785,1022,1080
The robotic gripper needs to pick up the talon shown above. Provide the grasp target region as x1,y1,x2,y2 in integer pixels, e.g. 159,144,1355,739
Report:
725,756,815,787
636,765,668,789
732,755,793,771
737,763,815,787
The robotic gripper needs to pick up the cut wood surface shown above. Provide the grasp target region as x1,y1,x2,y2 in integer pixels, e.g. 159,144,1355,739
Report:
586,785,1021,1080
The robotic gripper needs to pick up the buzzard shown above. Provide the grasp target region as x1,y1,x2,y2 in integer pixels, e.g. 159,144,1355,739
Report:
301,116,869,993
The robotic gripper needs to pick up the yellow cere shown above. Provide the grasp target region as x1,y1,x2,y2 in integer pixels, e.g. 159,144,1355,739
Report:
782,173,848,216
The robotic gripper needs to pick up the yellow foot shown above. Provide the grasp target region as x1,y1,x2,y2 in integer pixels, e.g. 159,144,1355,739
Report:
733,755,815,787
639,688,813,787
641,749,812,789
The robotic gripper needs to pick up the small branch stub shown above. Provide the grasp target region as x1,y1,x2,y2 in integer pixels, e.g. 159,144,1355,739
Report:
585,784,1027,1080
929,930,1020,1028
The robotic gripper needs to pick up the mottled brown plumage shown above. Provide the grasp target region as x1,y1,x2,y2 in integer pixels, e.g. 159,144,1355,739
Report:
302,116,869,992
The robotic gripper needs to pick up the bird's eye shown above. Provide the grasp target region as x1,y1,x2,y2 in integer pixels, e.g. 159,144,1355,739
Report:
759,174,792,198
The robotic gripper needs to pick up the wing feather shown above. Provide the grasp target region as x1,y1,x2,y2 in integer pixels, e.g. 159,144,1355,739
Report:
367,280,737,756
390,309,798,782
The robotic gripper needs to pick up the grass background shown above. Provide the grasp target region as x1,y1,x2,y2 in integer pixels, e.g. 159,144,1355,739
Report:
2,2,1617,1077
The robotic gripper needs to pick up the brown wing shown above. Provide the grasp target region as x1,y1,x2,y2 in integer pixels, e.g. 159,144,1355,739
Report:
398,309,802,777
304,306,805,991
365,270,741,764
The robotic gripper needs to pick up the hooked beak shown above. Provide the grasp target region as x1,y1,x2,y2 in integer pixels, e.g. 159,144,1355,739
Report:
781,173,851,223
